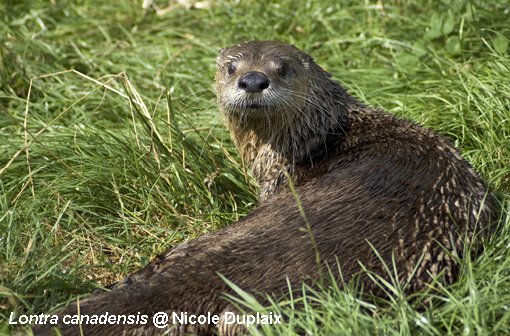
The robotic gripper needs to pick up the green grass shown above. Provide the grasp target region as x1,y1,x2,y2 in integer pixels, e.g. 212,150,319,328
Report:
1,0,509,335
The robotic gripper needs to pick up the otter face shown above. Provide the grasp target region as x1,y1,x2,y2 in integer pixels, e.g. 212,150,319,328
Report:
215,41,313,119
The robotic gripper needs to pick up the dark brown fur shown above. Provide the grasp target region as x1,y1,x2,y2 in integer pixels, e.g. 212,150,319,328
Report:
32,41,496,335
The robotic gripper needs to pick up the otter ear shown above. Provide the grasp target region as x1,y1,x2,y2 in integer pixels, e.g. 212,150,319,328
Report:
299,52,332,78
216,48,227,67
298,52,313,70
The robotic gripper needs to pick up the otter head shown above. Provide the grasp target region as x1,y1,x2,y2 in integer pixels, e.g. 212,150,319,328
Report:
215,41,352,186
215,40,327,122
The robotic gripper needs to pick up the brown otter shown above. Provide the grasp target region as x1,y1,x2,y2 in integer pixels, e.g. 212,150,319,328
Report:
31,40,496,336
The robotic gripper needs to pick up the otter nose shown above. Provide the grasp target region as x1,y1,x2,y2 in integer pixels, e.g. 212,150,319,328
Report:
238,71,270,93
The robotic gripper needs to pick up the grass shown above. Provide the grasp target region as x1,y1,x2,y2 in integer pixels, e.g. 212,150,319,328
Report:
1,0,509,334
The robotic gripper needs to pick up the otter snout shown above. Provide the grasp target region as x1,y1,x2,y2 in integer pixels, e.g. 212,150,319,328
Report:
238,71,270,93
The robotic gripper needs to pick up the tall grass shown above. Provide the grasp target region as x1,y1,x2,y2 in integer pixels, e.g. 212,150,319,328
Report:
1,0,509,335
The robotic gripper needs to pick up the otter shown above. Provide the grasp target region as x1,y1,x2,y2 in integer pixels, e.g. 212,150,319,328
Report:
31,40,496,336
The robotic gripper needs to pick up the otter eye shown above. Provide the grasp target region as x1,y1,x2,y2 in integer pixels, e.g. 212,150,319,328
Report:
227,63,236,75
277,62,290,77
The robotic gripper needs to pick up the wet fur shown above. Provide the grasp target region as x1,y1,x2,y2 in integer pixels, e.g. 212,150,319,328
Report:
32,41,496,335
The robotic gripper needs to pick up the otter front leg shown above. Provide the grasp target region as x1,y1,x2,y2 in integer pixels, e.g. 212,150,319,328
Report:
217,305,247,336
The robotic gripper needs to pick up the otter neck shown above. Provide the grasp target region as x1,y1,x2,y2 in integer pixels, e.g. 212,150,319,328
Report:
226,80,356,200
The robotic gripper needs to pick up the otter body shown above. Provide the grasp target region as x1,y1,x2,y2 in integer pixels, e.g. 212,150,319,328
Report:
32,41,496,336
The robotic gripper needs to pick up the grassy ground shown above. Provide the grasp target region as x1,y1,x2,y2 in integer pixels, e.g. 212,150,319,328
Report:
1,0,509,335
